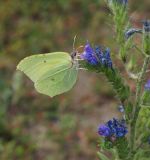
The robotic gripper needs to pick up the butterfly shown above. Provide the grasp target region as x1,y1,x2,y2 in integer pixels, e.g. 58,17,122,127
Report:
17,36,80,97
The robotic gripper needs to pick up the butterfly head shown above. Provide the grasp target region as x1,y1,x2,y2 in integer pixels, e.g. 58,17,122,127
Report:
71,35,84,61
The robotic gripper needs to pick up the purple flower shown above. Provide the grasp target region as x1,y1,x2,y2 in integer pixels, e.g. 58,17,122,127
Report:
118,105,125,113
117,0,128,5
143,20,150,32
109,0,128,5
115,127,128,137
104,48,113,68
108,118,128,138
98,118,128,138
81,43,113,68
125,28,142,39
98,124,111,137
145,80,150,90
81,43,98,65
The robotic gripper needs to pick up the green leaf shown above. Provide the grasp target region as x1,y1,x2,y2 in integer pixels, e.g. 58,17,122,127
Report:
17,52,78,97
136,107,150,146
134,149,150,160
142,90,150,106
115,137,129,159
143,27,150,56
125,102,133,121
97,151,110,160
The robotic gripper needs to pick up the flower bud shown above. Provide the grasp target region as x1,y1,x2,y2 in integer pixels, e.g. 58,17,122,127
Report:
143,20,150,55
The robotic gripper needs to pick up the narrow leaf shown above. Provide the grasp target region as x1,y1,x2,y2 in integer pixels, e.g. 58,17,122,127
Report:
97,152,110,160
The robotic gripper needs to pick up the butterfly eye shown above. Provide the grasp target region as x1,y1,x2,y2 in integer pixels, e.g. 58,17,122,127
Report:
71,51,77,59
71,46,84,59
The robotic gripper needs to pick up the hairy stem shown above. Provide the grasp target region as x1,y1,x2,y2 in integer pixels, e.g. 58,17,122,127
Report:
129,56,150,157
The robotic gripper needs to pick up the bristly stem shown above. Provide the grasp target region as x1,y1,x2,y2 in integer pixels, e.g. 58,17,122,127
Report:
129,55,150,157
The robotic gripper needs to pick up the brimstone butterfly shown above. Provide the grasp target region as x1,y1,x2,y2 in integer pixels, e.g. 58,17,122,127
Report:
17,51,78,97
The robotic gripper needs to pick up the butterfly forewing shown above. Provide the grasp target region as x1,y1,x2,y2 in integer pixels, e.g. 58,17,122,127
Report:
17,52,71,82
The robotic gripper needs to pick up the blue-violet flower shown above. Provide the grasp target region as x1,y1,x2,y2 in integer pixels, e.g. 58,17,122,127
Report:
143,20,150,32
98,118,128,138
125,28,142,39
118,105,125,113
80,43,98,65
81,43,113,68
144,80,150,90
108,0,128,5
98,124,111,137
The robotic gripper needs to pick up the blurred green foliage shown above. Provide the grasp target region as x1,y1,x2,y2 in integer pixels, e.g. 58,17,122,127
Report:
0,0,149,159
135,108,150,160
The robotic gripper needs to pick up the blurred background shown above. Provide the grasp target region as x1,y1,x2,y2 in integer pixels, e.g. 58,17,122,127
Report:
0,0,149,160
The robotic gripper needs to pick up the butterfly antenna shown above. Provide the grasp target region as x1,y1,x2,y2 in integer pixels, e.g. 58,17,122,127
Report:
73,35,77,51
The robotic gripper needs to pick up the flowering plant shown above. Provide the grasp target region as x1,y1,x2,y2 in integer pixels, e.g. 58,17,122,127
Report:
79,0,150,159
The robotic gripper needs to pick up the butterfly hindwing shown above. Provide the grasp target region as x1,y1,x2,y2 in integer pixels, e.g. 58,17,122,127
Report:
35,64,78,97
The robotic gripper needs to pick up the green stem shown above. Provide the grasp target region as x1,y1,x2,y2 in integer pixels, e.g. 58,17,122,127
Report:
129,56,150,157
